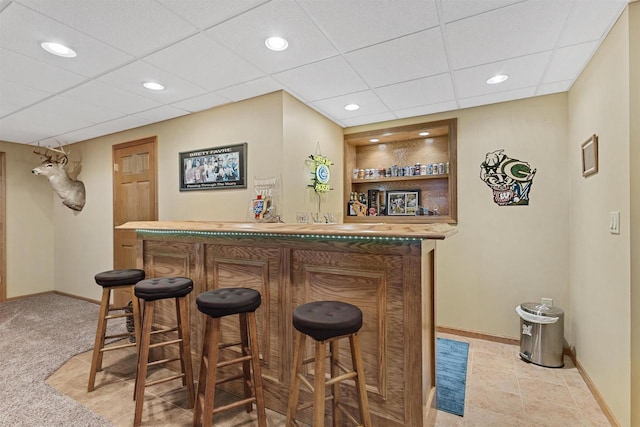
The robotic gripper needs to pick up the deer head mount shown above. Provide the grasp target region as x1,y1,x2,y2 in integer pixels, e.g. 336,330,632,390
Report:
32,144,86,212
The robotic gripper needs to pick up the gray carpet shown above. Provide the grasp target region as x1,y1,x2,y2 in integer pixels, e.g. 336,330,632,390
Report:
0,293,124,426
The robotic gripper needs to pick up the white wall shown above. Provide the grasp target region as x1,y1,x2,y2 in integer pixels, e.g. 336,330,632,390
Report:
345,94,570,340
49,91,343,302
568,7,631,426
282,92,344,221
1,141,54,298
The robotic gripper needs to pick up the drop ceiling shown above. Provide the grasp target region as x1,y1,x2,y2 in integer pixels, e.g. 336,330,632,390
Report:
0,0,629,145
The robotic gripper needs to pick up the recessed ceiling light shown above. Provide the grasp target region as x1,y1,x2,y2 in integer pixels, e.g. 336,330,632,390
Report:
419,132,430,136
487,74,509,84
369,138,380,143
40,42,76,58
143,81,165,91
265,36,288,51
344,104,360,111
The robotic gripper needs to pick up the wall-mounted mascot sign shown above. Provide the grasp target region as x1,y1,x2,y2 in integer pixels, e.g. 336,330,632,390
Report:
308,154,333,193
480,149,536,206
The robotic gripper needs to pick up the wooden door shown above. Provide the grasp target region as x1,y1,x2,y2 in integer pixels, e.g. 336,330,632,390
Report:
113,137,157,305
0,152,5,302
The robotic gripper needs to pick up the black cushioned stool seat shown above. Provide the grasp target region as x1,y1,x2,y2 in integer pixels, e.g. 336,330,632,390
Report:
196,287,261,318
88,269,145,392
95,269,145,287
133,277,195,427
292,300,363,342
134,276,193,301
193,288,266,427
286,301,371,427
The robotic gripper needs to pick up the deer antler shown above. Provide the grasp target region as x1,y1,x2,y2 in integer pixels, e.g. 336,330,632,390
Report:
32,142,69,162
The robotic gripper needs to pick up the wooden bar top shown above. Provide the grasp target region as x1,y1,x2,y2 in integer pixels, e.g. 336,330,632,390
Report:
117,220,457,240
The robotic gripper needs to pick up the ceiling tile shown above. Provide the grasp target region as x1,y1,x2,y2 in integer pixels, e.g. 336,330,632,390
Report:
134,105,190,122
172,92,231,113
0,106,95,142
274,56,368,102
558,1,627,47
310,90,389,121
98,60,209,104
63,81,161,115
33,96,124,124
338,111,396,127
204,0,338,74
215,77,284,102
453,51,552,99
158,0,269,29
144,34,263,91
0,3,133,78
345,28,448,88
296,0,438,53
0,48,85,93
394,101,459,119
445,1,572,69
458,87,536,109
57,116,155,143
537,80,572,96
543,41,599,84
375,74,455,110
439,0,523,23
0,79,50,114
17,0,197,56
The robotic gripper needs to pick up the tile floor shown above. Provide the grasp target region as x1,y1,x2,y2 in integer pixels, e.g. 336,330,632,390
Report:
47,333,612,426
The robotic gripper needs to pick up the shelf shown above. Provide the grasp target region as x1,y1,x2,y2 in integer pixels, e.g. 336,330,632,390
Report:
343,118,457,225
352,174,448,184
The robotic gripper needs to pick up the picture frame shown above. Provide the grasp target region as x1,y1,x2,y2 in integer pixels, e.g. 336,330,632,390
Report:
179,142,247,191
581,134,598,177
387,190,420,216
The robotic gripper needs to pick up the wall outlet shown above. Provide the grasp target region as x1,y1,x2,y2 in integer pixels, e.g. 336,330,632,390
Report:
541,298,553,307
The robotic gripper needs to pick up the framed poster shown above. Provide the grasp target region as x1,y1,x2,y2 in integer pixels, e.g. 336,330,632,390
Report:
179,142,247,191
581,134,598,177
387,190,420,216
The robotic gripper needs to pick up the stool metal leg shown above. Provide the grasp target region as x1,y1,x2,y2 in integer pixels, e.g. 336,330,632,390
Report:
88,287,111,392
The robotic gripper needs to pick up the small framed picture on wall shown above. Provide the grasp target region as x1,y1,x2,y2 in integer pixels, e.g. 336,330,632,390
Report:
581,134,598,177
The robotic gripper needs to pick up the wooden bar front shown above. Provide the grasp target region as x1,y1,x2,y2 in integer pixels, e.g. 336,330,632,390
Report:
119,221,456,426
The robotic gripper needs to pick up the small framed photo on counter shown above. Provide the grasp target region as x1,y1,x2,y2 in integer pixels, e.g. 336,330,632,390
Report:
387,190,420,216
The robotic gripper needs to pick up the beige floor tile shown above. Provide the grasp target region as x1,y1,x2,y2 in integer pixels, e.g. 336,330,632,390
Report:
463,405,523,427
471,350,516,373
48,335,612,427
518,377,575,408
467,383,525,418
468,364,520,395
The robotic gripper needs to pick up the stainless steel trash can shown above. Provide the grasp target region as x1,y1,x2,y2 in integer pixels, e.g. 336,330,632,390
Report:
516,303,564,368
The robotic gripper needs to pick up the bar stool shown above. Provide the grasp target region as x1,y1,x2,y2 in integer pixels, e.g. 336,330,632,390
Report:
193,288,267,427
133,277,196,427
88,268,145,392
286,301,371,427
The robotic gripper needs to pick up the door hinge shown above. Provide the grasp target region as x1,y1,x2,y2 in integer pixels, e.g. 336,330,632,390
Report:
113,163,119,172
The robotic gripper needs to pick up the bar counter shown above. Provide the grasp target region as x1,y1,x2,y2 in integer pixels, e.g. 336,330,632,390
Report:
118,221,456,426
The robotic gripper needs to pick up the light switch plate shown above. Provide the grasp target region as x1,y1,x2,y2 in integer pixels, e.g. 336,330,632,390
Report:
609,211,620,234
